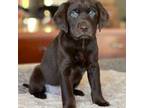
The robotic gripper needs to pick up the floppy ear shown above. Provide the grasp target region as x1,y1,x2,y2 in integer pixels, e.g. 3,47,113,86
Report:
96,2,109,32
53,2,70,33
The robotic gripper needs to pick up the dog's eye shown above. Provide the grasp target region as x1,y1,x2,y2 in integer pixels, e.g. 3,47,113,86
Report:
70,10,79,18
88,10,96,17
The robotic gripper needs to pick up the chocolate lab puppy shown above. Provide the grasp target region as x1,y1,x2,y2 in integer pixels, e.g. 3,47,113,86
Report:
23,0,109,107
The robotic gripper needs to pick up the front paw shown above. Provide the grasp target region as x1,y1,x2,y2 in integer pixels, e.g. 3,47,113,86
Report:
92,95,110,106
93,99,110,106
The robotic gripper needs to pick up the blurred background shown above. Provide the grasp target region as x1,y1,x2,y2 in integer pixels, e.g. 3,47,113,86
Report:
18,0,126,71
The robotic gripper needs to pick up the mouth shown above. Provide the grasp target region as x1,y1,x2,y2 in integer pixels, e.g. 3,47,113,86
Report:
72,35,91,40
73,35,92,40
71,33,93,40
79,35,91,39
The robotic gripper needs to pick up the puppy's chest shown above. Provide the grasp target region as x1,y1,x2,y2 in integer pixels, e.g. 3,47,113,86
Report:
74,51,90,66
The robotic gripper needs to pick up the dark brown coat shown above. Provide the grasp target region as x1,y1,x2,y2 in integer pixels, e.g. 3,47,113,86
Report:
24,0,109,108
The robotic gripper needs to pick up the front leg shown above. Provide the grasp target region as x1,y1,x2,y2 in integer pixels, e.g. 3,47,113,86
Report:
87,62,110,106
60,61,76,108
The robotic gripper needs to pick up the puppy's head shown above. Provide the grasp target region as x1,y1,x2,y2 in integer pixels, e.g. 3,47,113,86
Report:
53,0,109,40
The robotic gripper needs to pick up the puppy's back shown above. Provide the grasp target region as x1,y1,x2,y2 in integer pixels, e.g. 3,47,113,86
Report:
40,37,60,85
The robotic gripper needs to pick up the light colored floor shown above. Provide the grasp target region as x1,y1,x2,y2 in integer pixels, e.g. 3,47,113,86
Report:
18,58,126,108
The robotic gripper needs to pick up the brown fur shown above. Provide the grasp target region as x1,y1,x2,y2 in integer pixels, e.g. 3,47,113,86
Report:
24,0,109,108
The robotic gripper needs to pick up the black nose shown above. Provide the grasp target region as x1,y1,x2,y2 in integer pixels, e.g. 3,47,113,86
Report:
78,22,88,32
